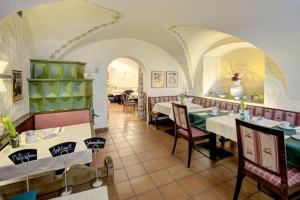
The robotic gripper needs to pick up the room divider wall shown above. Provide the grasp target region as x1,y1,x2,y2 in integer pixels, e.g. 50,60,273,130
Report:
28,59,93,113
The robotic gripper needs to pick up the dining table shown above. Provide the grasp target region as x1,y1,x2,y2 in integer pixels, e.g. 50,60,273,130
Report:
152,101,205,120
189,109,300,167
0,123,93,182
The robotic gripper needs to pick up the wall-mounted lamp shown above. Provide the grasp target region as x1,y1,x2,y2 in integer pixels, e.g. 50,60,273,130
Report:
0,61,12,93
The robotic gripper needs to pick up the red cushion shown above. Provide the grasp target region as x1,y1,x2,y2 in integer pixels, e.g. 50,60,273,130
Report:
245,161,300,187
178,127,208,138
35,109,90,129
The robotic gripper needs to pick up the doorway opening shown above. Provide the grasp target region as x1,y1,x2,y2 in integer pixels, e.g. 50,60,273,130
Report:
106,57,146,122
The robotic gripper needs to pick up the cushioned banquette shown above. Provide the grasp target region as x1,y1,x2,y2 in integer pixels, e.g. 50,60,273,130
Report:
148,96,178,125
15,109,92,132
148,96,300,126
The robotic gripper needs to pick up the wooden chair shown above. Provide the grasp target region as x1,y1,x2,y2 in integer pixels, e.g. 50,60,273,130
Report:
171,103,210,168
234,119,300,200
122,93,137,113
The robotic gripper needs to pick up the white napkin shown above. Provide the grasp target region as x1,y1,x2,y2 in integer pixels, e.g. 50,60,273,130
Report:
220,110,229,113
197,113,208,116
285,135,290,140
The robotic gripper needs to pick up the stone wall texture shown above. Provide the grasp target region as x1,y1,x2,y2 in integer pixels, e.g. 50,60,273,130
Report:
0,14,36,120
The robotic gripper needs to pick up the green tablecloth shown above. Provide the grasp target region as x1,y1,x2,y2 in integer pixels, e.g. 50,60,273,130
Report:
188,110,229,130
272,126,300,168
189,110,300,168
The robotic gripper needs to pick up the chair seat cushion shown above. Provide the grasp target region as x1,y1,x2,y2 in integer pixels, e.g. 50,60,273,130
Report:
12,190,37,200
178,127,208,138
245,161,300,187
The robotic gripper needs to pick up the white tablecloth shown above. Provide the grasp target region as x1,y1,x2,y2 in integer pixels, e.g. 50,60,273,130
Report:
0,123,93,182
206,114,282,141
152,101,204,120
50,187,108,200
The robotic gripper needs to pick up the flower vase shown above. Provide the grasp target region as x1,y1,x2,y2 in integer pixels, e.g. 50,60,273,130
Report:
9,133,20,148
230,80,244,98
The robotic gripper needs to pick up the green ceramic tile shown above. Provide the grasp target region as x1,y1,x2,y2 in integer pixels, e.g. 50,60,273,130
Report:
31,62,49,79
29,82,44,98
58,81,72,97
62,64,77,79
29,60,92,112
44,98,59,112
30,98,44,112
59,97,73,110
86,81,93,96
72,81,85,97
49,63,63,79
77,64,85,79
44,82,58,98
86,96,93,108
73,96,86,109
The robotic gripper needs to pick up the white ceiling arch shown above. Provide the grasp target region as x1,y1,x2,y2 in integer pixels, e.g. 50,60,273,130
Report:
1,0,300,100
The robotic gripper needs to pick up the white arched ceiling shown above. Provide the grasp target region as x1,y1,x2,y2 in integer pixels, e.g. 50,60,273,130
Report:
23,0,120,59
1,0,300,101
169,25,231,85
205,42,257,57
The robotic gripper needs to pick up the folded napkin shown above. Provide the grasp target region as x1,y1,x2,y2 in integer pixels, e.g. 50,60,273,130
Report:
196,112,208,116
285,135,290,140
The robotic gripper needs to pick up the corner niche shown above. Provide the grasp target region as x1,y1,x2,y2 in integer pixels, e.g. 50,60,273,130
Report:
203,47,265,104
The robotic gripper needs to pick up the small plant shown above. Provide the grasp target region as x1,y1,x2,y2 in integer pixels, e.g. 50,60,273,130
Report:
231,73,241,82
0,114,17,138
179,90,188,103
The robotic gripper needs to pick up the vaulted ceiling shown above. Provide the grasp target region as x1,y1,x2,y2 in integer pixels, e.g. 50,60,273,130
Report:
1,0,300,98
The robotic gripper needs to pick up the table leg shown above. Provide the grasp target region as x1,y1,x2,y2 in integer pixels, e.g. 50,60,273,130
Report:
209,132,217,161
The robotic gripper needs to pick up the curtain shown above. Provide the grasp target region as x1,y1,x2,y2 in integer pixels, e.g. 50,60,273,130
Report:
137,67,146,119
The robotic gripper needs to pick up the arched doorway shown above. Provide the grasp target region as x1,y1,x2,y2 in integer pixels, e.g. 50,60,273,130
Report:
106,57,146,120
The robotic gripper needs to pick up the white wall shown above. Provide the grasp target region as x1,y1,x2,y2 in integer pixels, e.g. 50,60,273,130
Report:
63,38,185,129
0,14,35,120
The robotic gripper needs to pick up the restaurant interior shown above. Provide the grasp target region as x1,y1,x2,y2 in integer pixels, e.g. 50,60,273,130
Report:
0,1,300,200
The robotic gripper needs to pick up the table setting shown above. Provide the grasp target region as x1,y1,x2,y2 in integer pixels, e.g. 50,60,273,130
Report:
189,107,300,166
0,123,93,182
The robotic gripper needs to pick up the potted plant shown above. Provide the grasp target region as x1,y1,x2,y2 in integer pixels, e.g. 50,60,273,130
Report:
179,90,188,104
251,92,260,102
230,73,244,98
0,114,19,148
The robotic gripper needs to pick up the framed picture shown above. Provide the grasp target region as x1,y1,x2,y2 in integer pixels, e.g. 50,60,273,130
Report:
151,71,165,88
12,70,23,102
166,71,178,88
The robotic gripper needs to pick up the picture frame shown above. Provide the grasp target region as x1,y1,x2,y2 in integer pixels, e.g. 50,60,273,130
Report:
151,71,165,88
166,71,178,88
12,70,23,102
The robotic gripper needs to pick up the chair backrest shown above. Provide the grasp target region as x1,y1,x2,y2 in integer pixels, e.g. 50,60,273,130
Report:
9,149,38,165
122,93,129,104
124,90,134,95
235,119,287,182
172,103,191,137
49,142,76,157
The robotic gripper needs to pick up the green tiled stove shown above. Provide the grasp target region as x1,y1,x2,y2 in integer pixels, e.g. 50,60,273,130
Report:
28,59,93,113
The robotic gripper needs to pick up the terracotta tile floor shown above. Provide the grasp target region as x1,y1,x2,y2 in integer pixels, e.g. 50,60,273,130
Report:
100,103,273,200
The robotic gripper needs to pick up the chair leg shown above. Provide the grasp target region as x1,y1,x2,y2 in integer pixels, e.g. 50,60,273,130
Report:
257,182,261,190
280,186,288,200
187,141,193,168
233,171,245,200
155,117,158,129
172,135,178,155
